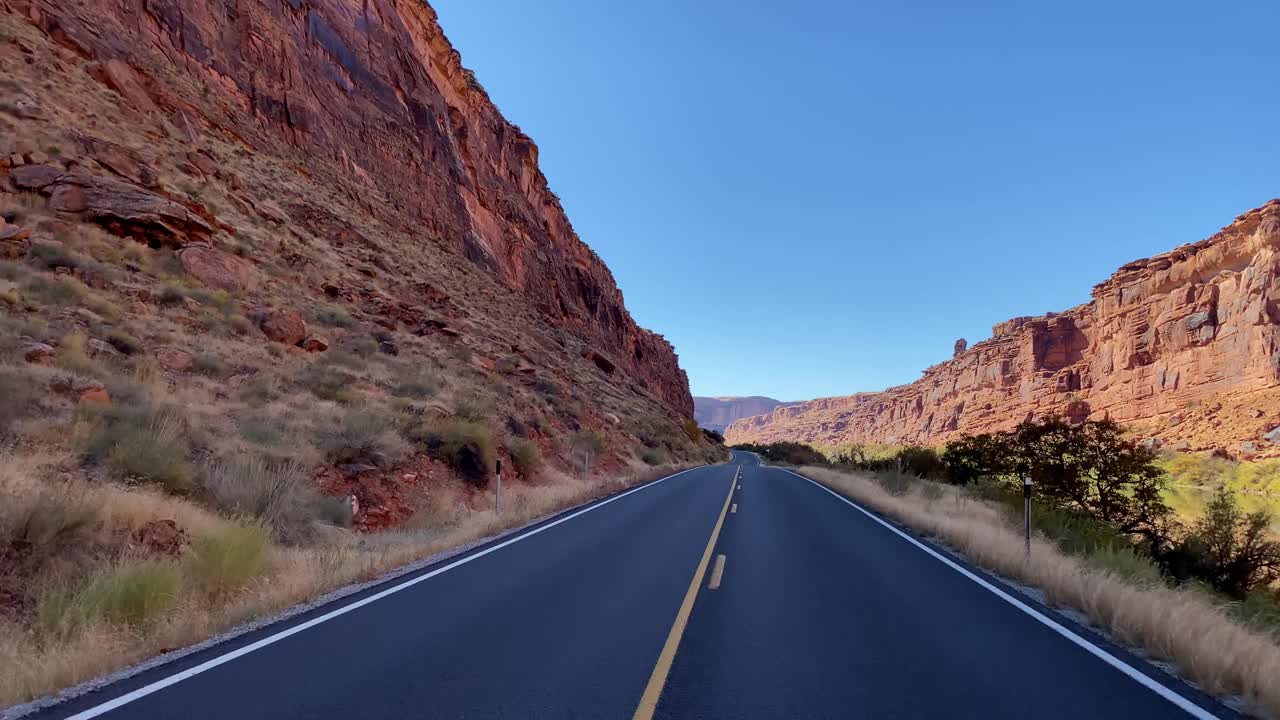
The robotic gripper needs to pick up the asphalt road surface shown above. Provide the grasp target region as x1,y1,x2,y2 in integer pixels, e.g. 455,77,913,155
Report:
24,452,1233,719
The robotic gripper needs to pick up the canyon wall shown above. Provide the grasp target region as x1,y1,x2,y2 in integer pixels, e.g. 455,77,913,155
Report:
6,0,691,415
728,200,1280,457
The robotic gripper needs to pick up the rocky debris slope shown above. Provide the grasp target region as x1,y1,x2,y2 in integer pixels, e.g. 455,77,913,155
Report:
728,200,1280,458
1,0,690,416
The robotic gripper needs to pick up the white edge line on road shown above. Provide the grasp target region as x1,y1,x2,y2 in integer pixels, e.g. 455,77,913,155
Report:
64,466,705,720
777,468,1220,720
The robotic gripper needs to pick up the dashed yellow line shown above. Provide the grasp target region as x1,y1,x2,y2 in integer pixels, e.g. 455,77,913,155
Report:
707,554,727,590
632,475,735,720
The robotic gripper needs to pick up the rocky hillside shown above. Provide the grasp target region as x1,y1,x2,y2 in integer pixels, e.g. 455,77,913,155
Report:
727,200,1280,459
694,396,793,434
1,0,690,416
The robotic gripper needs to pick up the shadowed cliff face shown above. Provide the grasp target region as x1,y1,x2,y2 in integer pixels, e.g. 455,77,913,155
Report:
728,200,1280,457
10,0,690,416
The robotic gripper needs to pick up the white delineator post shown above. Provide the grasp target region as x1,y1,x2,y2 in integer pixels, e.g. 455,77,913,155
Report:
1023,475,1033,557
496,458,502,515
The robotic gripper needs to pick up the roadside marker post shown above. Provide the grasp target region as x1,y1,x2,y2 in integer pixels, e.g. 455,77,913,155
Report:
1023,476,1033,556
496,459,502,515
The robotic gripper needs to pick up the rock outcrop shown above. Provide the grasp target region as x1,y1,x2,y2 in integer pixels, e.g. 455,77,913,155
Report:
727,201,1280,456
4,0,691,416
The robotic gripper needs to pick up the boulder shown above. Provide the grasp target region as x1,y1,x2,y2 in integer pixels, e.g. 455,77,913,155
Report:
1171,440,1191,451
582,349,616,374
1239,441,1259,458
156,347,194,371
1264,426,1280,448
132,519,189,557
177,246,252,292
86,338,123,358
300,334,329,353
1139,438,1163,451
23,342,54,363
87,59,158,113
46,173,213,246
257,309,307,345
79,386,111,405
470,354,496,372
9,164,65,190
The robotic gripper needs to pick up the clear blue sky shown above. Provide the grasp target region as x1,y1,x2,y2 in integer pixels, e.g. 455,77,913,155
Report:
432,0,1279,401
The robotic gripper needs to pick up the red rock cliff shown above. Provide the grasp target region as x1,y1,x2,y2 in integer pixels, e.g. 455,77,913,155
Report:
9,0,691,415
727,201,1280,456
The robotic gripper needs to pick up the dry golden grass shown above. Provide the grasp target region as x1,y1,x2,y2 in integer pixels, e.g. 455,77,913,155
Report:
0,453,695,708
799,465,1280,718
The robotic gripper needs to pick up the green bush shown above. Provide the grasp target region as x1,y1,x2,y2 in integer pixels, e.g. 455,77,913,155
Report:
392,373,438,400
302,364,356,403
507,437,542,478
201,458,319,543
409,418,495,486
106,330,142,356
26,242,83,271
186,523,269,596
1163,488,1280,598
314,305,359,329
452,393,494,423
192,354,227,377
38,561,181,637
84,406,193,494
315,409,407,467
682,418,701,443
641,448,668,466
24,274,87,306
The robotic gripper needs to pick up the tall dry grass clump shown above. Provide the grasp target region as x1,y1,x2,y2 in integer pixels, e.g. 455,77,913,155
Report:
799,465,1280,718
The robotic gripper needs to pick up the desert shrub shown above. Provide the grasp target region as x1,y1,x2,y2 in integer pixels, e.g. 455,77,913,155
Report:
185,287,236,313
1,482,98,557
302,364,356,403
941,433,1010,484
314,305,358,329
227,315,254,336
186,523,269,596
682,418,701,443
83,405,193,494
571,429,607,457
237,376,277,406
105,330,142,356
452,392,495,423
507,437,542,478
54,333,98,376
38,560,181,637
237,412,289,446
392,373,438,400
322,349,366,371
700,428,725,444
156,284,187,307
23,274,87,306
313,495,354,529
192,353,226,377
0,368,39,440
641,448,668,466
26,242,82,271
873,470,914,496
202,458,319,543
1086,545,1165,586
315,409,408,467
895,446,946,480
409,418,495,486
1163,488,1280,599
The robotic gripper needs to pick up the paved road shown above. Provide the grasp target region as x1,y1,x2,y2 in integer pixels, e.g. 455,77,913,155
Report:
25,453,1231,719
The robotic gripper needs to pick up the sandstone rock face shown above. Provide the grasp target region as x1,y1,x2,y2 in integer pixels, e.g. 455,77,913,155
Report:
728,201,1280,455
178,246,252,293
12,0,691,416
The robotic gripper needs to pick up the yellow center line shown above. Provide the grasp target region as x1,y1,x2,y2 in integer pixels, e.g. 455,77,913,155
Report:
632,475,735,720
707,554,727,590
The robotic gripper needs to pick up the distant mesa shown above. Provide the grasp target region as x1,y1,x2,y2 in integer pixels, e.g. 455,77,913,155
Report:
694,396,798,434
